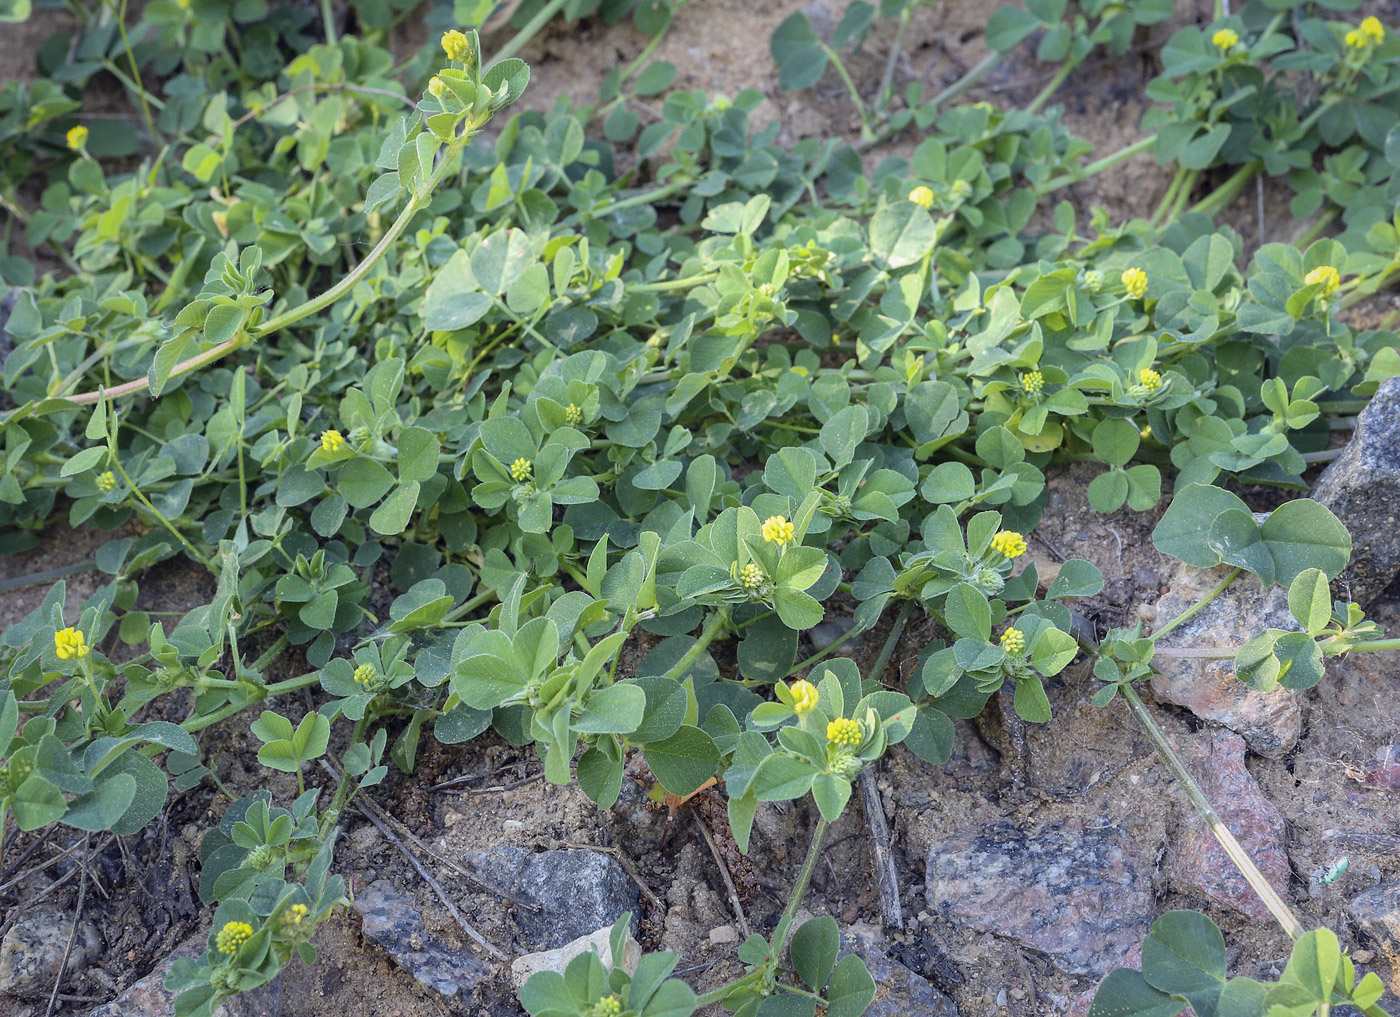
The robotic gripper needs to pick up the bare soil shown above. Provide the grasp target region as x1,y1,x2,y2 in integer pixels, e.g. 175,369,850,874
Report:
4,3,1400,1017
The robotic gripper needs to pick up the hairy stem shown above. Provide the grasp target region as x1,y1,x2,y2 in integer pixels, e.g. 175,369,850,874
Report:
1151,567,1241,641
1120,683,1304,940
664,608,728,680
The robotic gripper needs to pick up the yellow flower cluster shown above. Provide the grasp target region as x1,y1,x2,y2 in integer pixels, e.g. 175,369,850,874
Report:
790,679,818,717
509,457,533,482
352,663,376,686
284,903,309,927
762,514,794,545
589,997,623,1017
320,430,345,453
215,920,254,954
1347,16,1384,49
738,562,765,590
826,717,863,747
96,471,116,492
1212,28,1239,51
441,29,473,63
1305,265,1340,297
54,627,89,660
428,76,449,100
1021,370,1044,394
908,185,934,209
990,530,1027,558
565,403,583,426
1122,268,1148,299
66,125,88,152
1139,368,1162,392
1000,627,1025,654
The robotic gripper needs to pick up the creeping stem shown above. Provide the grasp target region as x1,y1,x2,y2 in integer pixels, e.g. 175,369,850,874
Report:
1120,683,1304,940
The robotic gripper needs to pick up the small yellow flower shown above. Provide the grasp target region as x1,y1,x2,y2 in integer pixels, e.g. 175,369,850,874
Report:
1305,265,1340,297
738,562,765,590
761,514,795,546
1139,368,1162,392
441,29,474,66
1020,370,1044,394
790,680,819,717
54,627,89,660
320,430,345,453
565,403,583,426
509,457,533,482
284,903,309,927
1000,627,1026,654
908,185,934,209
1212,27,1239,51
990,530,1027,558
1122,268,1148,300
1140,424,1153,440
1347,28,1368,48
96,471,116,492
428,76,449,100
66,125,88,152
215,920,254,955
826,717,863,747
589,997,623,1017
1362,16,1385,44
175,0,190,9
352,663,376,687
1084,270,1103,292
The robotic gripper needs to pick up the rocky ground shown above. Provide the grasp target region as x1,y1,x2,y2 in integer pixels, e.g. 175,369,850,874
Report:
4,2,1400,1017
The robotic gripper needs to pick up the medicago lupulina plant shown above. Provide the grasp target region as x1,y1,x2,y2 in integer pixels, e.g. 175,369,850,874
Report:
2,1,1400,1015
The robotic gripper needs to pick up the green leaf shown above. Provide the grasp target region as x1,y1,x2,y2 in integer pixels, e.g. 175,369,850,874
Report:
773,587,823,630
1153,484,1250,568
1088,969,1187,1017
1012,676,1051,722
819,405,868,468
369,481,420,535
11,775,67,830
809,772,852,822
868,201,937,269
1287,569,1331,635
1140,910,1227,1017
944,583,992,640
985,5,1042,51
824,955,877,1017
1045,559,1104,599
790,916,840,990
574,682,646,734
63,773,137,831
1259,499,1352,585
397,427,441,483
643,725,720,796
1207,509,1274,586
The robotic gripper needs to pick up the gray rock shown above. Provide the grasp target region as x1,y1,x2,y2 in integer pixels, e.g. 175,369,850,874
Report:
0,906,102,999
1311,376,1400,605
1349,882,1400,976
925,821,1151,977
353,879,493,998
464,847,640,950
841,924,961,1017
1163,730,1290,924
1150,564,1301,758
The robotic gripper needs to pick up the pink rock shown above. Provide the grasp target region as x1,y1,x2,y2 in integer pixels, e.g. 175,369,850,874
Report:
1164,730,1291,924
1150,565,1301,758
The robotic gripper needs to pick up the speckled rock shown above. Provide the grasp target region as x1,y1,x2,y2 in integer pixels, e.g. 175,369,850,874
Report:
924,821,1151,977
1164,729,1290,924
1349,882,1400,986
463,847,639,950
1150,564,1301,758
1068,944,1143,1017
1311,376,1400,605
510,924,641,990
0,906,102,999
353,880,493,999
841,924,961,1017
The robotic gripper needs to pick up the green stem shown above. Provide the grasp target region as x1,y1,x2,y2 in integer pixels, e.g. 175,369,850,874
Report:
822,44,874,141
1151,568,1241,642
868,601,912,683
1119,683,1304,940
113,460,212,570
1025,58,1076,115
875,9,911,115
630,270,720,293
0,560,96,594
113,0,160,146
1294,206,1339,247
1188,161,1261,218
770,818,830,959
1151,166,1188,228
561,179,689,227
785,602,886,679
490,0,570,66
181,671,322,734
320,0,338,44
53,123,471,411
929,51,1001,110
1035,134,1157,195
663,608,728,680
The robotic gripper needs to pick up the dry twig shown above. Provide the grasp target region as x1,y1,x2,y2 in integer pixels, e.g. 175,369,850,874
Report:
857,769,903,930
693,818,751,939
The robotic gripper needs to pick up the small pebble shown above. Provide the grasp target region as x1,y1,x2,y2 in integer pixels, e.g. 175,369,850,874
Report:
709,925,739,945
